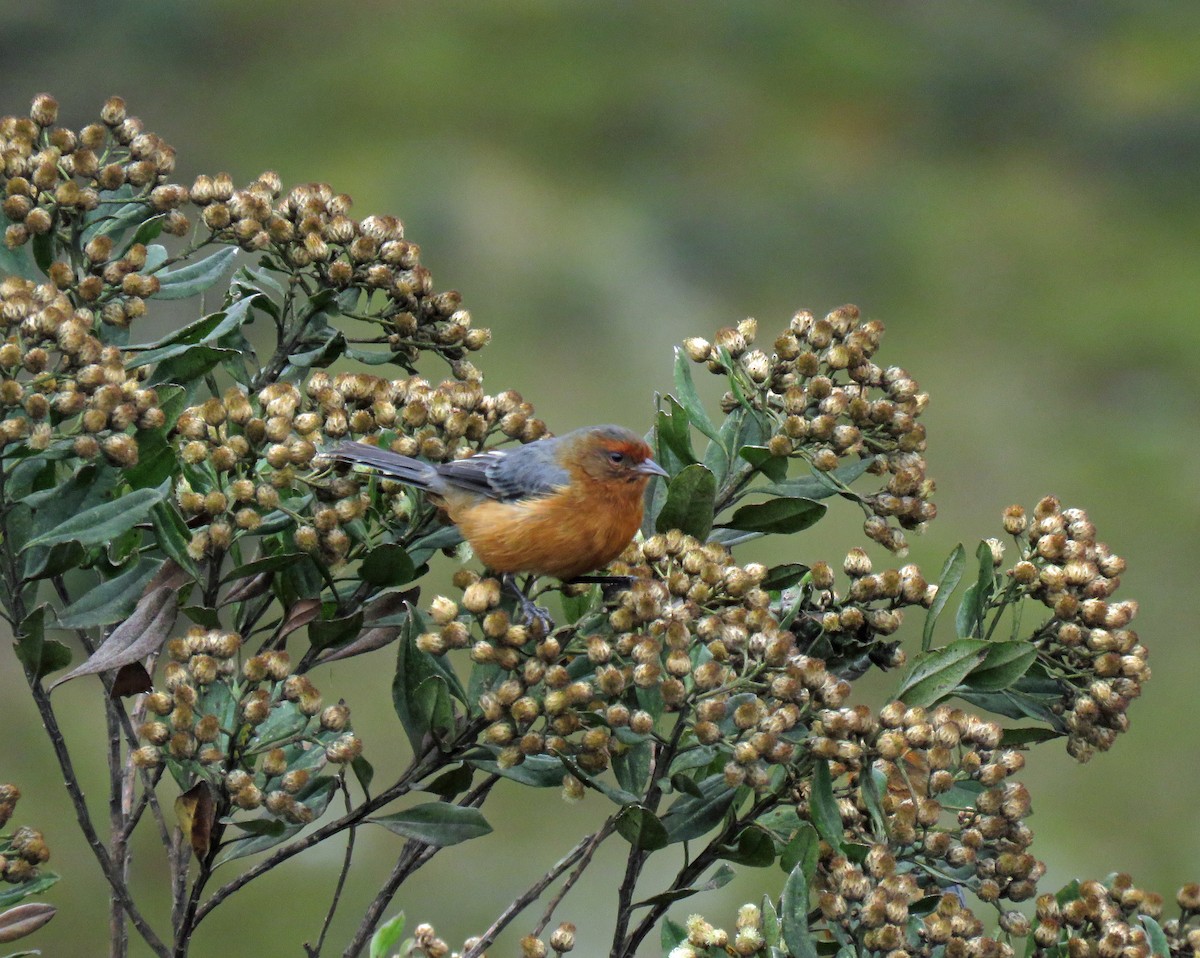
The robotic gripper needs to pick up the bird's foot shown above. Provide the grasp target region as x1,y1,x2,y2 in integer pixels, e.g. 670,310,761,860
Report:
502,574,556,635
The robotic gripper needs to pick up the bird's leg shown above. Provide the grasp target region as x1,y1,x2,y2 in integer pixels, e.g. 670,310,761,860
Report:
568,573,637,601
501,572,556,635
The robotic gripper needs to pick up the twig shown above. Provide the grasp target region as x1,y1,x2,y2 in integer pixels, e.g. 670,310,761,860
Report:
460,826,608,958
532,817,616,937
342,774,501,958
305,779,359,958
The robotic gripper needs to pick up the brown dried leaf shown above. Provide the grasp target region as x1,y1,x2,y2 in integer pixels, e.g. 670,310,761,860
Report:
220,571,274,607
141,558,192,598
48,586,178,691
273,598,321,643
175,780,216,860
109,662,153,699
0,901,56,942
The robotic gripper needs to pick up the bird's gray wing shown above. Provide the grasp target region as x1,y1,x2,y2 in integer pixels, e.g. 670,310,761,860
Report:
435,441,569,501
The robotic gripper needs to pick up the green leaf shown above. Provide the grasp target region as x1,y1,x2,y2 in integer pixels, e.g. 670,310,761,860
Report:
612,739,652,796
808,761,844,851
370,912,406,958
55,557,162,629
470,752,564,788
371,803,492,846
82,198,147,244
739,444,788,483
0,213,38,280
896,639,988,707
411,676,455,744
353,755,375,794
661,774,735,844
660,917,687,954
923,543,966,651
1000,726,1064,747
150,502,199,579
147,344,240,389
152,247,239,300
360,543,417,587
0,872,60,910
217,820,303,865
761,894,781,948
956,541,996,638
759,456,874,499
655,463,717,539
964,641,1037,692
308,610,364,653
421,764,473,799
30,232,55,274
14,606,71,681
781,860,817,958
1141,916,1170,958
718,497,826,535
761,562,809,592
614,804,669,851
655,396,698,467
672,345,721,442
780,821,819,875
23,486,166,552
721,825,776,867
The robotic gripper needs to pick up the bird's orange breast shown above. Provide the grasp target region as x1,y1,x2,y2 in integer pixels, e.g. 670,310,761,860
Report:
442,479,645,580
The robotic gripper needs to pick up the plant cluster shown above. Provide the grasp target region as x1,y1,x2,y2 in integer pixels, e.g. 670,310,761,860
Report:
0,94,1181,958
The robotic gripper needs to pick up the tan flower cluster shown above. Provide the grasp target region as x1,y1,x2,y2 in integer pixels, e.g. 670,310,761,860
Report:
1031,877,1164,958
796,548,936,676
189,174,490,372
132,629,360,826
0,276,161,463
400,922,485,958
1001,497,1146,762
2,95,190,322
684,308,934,553
419,533,859,785
170,371,544,564
0,785,50,885
669,905,769,957
802,701,1044,921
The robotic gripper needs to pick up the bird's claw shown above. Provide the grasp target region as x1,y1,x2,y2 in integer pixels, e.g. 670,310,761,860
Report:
502,573,556,635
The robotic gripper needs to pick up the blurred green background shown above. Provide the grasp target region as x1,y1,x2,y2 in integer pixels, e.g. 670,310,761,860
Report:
2,2,1199,954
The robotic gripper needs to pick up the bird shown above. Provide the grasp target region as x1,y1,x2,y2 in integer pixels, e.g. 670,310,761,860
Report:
326,424,669,626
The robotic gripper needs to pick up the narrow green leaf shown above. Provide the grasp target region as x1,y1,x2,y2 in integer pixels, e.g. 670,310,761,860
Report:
371,803,491,846
23,486,166,551
470,752,564,788
14,606,71,681
923,543,966,650
612,739,652,796
672,345,721,442
216,821,303,865
370,912,407,958
0,872,60,910
718,497,826,535
781,861,818,958
759,457,875,499
150,502,200,579
761,562,809,592
55,557,162,629
964,641,1037,692
999,726,1064,747
147,344,240,388
808,761,844,851
721,825,776,867
0,213,38,280
1141,916,1169,958
421,764,473,799
614,804,669,851
661,774,735,844
896,639,989,707
308,610,364,653
153,246,239,300
655,396,698,466
655,463,717,539
30,232,55,274
780,821,819,875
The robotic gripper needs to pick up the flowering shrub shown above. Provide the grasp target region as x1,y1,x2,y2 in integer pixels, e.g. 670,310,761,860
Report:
0,94,1175,958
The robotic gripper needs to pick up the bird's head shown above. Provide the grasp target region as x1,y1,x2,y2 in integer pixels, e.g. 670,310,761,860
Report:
566,425,669,486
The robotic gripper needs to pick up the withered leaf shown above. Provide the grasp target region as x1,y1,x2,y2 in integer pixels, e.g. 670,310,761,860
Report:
220,571,274,607
109,662,153,699
0,901,56,943
273,598,321,643
315,587,419,666
175,780,216,859
48,586,178,691
142,557,193,597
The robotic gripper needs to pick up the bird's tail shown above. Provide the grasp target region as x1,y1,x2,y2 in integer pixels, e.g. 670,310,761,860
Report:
324,441,444,493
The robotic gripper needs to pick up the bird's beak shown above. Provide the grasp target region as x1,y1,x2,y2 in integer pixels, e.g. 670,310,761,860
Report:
636,458,669,479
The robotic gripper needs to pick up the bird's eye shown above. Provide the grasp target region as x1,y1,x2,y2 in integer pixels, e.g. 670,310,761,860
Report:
608,451,624,465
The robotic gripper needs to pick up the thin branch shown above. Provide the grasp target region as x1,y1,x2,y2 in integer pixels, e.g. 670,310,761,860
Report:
460,825,611,958
532,817,616,937
342,774,501,958
305,779,359,958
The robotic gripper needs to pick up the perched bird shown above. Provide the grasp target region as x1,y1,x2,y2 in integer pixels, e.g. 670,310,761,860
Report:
327,425,668,620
